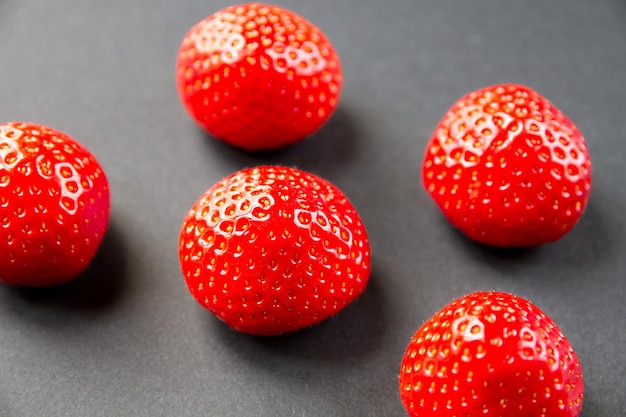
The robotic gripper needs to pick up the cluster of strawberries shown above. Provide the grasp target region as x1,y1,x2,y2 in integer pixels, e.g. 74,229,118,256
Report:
0,3,591,417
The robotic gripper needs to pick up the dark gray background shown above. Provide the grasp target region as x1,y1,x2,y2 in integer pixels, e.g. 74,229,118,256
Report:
0,0,624,416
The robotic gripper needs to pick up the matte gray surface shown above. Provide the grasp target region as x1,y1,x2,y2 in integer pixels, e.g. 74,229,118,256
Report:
0,0,625,416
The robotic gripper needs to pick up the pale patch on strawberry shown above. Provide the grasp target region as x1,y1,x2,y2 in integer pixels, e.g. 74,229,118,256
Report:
265,41,327,76
438,104,522,168
0,125,25,171
193,169,275,242
35,154,54,178
452,314,486,343
54,161,88,216
193,13,248,65
524,118,589,181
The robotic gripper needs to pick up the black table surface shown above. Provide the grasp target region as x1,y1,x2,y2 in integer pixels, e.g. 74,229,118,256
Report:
1,0,625,416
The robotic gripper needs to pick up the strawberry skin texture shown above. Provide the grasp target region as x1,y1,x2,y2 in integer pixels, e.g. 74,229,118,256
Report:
0,122,110,286
399,291,584,417
178,166,370,335
175,3,343,151
422,84,592,247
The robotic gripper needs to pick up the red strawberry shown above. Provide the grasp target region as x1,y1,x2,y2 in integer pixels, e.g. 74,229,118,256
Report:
178,166,370,335
0,122,110,286
399,291,584,417
422,84,592,247
175,3,343,151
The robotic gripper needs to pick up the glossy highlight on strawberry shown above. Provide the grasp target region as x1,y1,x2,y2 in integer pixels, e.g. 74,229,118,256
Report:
399,291,584,417
178,166,370,335
175,3,343,151
422,84,592,247
0,122,110,286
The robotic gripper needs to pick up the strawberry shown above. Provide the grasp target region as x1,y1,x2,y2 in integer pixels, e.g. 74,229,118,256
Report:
178,166,370,335
0,122,110,286
422,84,592,247
175,3,343,151
399,291,584,417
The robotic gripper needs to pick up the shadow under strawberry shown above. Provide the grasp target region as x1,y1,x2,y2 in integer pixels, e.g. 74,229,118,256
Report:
543,199,613,265
197,268,402,416
442,198,610,273
206,270,388,366
0,217,129,316
197,106,363,176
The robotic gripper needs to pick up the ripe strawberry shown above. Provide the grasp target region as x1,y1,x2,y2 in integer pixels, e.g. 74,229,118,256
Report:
422,84,592,247
0,122,110,286
399,291,584,417
178,166,370,335
175,3,343,151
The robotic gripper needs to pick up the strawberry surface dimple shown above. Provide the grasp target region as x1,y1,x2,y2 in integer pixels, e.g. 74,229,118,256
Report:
399,291,584,417
178,166,370,335
422,84,592,247
176,3,343,151
0,122,110,286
